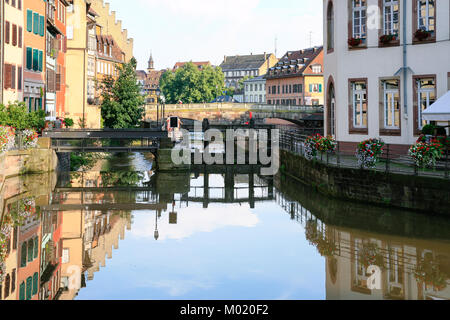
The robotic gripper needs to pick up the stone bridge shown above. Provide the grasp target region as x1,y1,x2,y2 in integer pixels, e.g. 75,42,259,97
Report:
144,103,323,124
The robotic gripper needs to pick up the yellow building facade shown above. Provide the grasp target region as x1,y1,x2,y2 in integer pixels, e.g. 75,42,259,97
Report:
65,0,133,129
90,0,133,62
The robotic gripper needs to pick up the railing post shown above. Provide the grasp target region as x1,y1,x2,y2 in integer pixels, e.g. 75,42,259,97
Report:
337,141,341,168
445,147,449,179
385,144,390,174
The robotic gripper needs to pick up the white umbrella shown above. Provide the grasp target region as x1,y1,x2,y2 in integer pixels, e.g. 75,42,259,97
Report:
423,91,450,121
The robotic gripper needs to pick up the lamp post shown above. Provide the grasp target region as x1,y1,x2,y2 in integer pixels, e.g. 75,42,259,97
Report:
154,210,159,241
160,95,166,124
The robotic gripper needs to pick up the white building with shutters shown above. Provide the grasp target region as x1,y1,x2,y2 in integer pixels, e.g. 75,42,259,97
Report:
323,0,450,153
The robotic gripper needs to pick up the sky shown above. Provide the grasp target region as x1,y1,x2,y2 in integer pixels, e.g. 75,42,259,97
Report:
105,0,324,71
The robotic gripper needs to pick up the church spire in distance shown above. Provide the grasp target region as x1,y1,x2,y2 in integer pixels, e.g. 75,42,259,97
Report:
148,52,155,71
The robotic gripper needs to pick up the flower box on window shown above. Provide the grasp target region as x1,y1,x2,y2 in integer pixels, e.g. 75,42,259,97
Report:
379,34,397,45
348,37,363,47
414,29,432,41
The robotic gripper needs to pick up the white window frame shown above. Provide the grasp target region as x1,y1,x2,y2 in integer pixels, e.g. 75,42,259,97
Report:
417,0,435,32
417,80,434,130
352,0,367,39
383,80,400,129
352,82,367,128
383,0,399,35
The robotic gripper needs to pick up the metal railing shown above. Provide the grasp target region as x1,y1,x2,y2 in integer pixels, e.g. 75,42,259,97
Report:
280,131,450,180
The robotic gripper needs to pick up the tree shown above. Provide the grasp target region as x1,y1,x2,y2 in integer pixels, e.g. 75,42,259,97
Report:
160,62,228,104
101,57,145,129
0,102,46,131
237,76,253,91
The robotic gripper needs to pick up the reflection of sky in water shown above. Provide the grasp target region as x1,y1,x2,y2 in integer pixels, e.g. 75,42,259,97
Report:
75,201,325,300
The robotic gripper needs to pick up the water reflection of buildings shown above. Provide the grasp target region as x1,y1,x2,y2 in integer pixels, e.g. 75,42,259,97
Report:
276,189,450,300
56,171,132,300
3,170,449,300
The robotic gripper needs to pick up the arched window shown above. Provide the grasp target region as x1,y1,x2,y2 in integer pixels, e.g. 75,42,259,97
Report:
327,78,336,137
327,1,334,51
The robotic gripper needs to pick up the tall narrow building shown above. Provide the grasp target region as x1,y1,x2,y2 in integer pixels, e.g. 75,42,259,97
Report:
3,0,24,105
65,0,101,128
45,0,68,120
23,0,46,112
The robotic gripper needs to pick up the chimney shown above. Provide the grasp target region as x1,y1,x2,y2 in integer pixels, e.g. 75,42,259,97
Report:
264,52,267,60
224,55,227,62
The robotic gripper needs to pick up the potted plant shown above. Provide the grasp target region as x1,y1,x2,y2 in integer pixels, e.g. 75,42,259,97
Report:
0,125,16,154
22,129,39,150
380,34,397,45
409,138,444,168
415,29,432,41
356,138,385,169
358,243,385,269
348,37,363,47
304,134,336,161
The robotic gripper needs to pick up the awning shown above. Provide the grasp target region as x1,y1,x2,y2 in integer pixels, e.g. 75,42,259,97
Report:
423,91,450,121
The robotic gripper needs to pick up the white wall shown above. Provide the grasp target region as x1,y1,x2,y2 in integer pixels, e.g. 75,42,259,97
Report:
324,0,450,145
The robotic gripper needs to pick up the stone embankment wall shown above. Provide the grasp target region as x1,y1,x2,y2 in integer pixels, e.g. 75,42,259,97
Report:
0,138,61,185
280,150,450,216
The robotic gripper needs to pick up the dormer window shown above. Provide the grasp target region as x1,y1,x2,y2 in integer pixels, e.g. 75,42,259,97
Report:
312,65,322,73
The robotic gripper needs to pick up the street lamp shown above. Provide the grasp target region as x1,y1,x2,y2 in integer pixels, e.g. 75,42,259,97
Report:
154,210,159,241
160,95,166,124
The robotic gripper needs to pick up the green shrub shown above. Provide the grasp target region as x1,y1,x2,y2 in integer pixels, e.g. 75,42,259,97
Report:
421,124,436,135
0,102,46,131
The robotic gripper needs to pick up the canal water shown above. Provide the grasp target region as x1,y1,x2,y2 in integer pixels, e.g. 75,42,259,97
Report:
1,152,450,300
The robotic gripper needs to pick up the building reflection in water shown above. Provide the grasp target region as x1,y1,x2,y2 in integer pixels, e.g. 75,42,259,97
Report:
276,177,450,300
1,170,449,300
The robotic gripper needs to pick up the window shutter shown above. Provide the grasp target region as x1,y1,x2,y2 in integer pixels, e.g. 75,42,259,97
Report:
19,282,25,300
319,84,322,92
33,237,38,258
33,13,39,34
20,242,27,267
27,10,33,32
39,15,45,37
32,273,38,295
4,64,12,89
12,24,17,46
18,67,22,90
33,49,39,71
39,51,43,72
26,277,32,300
26,47,32,70
18,27,22,48
56,67,61,91
5,21,10,44
11,66,16,89
63,36,67,52
27,239,33,262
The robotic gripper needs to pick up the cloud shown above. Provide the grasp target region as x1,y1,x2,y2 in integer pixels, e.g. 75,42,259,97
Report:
142,278,216,297
131,204,259,241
